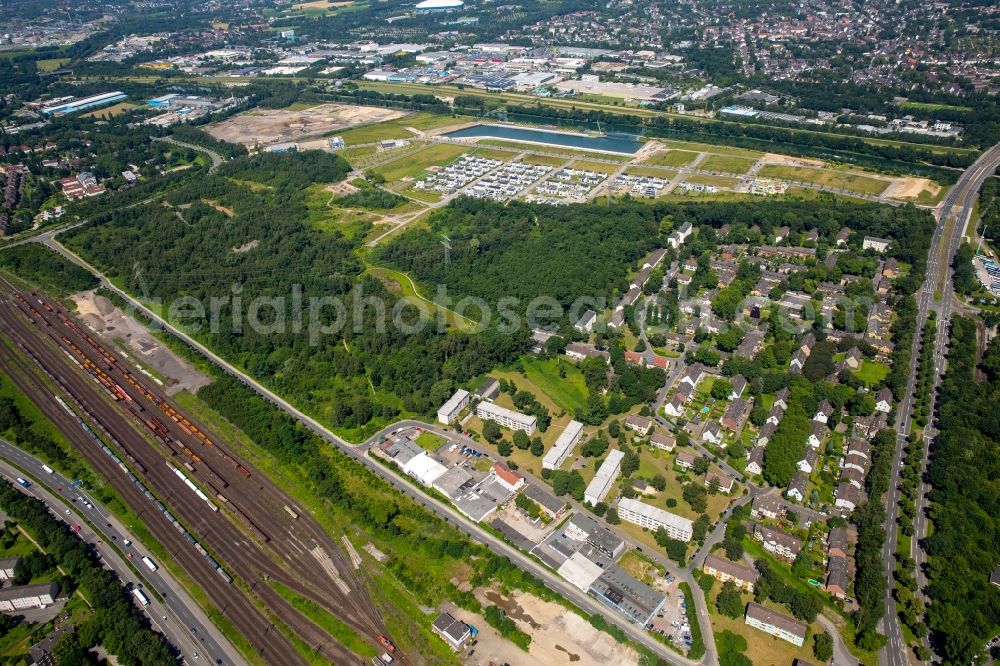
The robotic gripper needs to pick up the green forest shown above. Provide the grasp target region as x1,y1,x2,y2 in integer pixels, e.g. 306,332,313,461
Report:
924,316,1000,664
62,151,526,440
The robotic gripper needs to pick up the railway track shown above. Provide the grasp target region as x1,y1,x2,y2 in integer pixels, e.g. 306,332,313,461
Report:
0,280,401,664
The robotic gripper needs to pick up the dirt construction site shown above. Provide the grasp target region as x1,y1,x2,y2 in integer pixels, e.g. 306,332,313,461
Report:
205,103,406,148
461,588,642,666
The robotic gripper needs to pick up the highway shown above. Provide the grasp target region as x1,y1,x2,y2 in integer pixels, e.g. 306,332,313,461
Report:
0,438,241,665
37,238,703,666
878,142,1000,666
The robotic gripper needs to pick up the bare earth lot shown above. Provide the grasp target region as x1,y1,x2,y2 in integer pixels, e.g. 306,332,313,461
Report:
72,290,210,395
205,104,407,148
464,588,642,666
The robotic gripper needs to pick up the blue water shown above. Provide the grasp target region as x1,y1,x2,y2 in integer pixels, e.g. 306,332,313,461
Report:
445,124,642,155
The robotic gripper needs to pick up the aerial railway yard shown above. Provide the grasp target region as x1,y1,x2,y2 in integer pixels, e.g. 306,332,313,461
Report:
0,277,401,666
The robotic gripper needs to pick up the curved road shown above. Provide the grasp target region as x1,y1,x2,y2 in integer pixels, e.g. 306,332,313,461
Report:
155,137,224,174
0,439,242,665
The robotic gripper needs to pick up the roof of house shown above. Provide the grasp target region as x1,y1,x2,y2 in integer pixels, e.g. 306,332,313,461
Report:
991,565,1000,587
432,612,470,643
523,483,565,514
876,387,893,403
828,527,848,553
625,415,654,431
704,554,759,584
789,472,808,495
810,421,826,439
492,462,523,487
754,523,803,553
836,482,860,503
826,555,850,590
0,582,59,602
747,446,765,467
745,602,807,639
675,450,696,465
751,494,783,515
706,471,734,492
650,431,676,448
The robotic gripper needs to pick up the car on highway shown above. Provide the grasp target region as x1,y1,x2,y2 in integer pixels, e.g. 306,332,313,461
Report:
72,524,81,532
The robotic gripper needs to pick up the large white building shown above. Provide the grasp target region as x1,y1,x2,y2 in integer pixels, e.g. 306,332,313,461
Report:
617,497,694,542
401,452,448,487
584,450,625,506
476,401,536,435
543,420,584,470
437,389,470,424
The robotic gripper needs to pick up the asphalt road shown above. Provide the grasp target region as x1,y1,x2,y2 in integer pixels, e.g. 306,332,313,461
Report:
879,142,1000,666
0,439,240,665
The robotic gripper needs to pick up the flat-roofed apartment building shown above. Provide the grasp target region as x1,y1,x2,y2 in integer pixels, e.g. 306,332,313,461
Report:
475,401,536,434
543,420,584,470
437,389,470,424
617,497,694,542
584,450,625,505
745,602,807,646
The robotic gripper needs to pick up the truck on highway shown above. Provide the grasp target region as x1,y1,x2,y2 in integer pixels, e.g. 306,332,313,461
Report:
132,588,150,606
142,556,158,572
41,465,53,474
15,477,29,488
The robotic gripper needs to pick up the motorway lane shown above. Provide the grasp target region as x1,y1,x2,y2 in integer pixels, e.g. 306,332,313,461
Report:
879,142,1000,666
0,439,240,665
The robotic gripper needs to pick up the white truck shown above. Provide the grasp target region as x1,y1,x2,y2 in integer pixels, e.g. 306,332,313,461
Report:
141,556,158,572
132,588,150,607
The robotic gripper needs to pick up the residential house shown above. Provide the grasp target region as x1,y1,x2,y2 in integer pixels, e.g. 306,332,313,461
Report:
721,399,750,433
753,524,803,561
625,415,654,435
664,395,686,418
745,603,807,647
835,482,859,511
437,389,470,425
882,258,899,278
807,421,826,449
773,388,790,410
650,431,676,452
679,363,706,390
492,462,525,493
790,349,807,373
675,451,696,471
836,227,850,246
702,421,723,445
825,556,850,598
618,498,694,542
841,465,865,490
703,554,758,592
565,342,610,363
797,448,818,474
584,450,626,506
476,401,536,434
814,400,833,424
667,222,693,249
844,346,863,370
786,472,808,502
523,484,567,519
575,310,597,333
745,446,765,475
766,405,785,427
774,226,790,243
827,527,848,559
874,387,893,413
729,375,747,399
990,565,1000,589
750,495,784,521
757,422,777,447
706,471,735,494
475,377,501,402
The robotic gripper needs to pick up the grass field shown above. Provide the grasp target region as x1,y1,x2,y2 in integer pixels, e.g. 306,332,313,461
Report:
365,266,472,330
415,431,446,451
707,586,819,666
758,165,890,196
646,150,700,167
700,154,757,175
900,101,971,113
81,102,139,119
626,166,676,178
570,159,616,173
852,360,890,385
36,58,69,72
521,153,568,167
373,143,473,182
335,113,467,145
519,356,590,415
682,174,740,188
475,139,631,163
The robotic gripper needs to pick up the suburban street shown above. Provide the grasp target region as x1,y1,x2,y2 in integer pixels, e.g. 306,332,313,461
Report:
879,142,1000,666
0,438,241,666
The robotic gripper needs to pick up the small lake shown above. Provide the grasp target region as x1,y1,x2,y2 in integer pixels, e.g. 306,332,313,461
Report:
444,124,643,155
